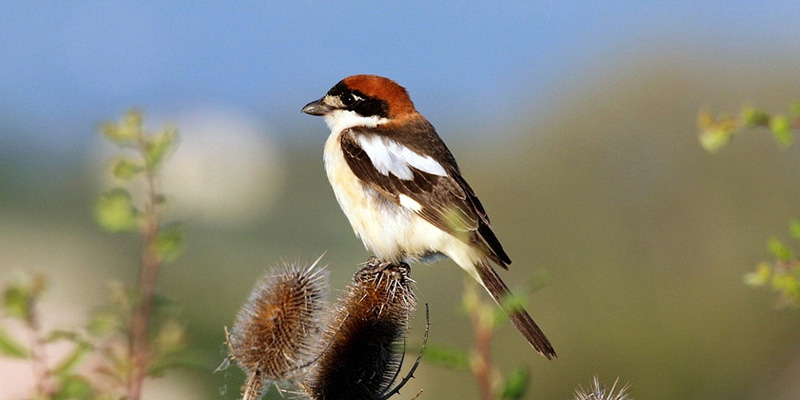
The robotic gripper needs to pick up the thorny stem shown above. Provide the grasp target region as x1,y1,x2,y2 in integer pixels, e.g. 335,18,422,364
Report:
469,298,495,400
127,139,162,400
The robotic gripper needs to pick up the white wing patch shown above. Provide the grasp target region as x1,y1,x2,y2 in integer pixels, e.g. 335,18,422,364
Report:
398,194,423,211
356,134,448,180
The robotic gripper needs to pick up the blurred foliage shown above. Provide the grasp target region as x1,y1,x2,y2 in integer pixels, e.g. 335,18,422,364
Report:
423,281,539,400
699,102,800,153
0,110,189,399
700,102,800,307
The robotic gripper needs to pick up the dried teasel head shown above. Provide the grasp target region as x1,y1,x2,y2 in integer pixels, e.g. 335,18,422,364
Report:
301,257,417,400
574,376,632,400
225,256,328,399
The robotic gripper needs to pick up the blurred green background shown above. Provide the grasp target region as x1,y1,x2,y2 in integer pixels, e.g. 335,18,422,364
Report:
3,2,800,399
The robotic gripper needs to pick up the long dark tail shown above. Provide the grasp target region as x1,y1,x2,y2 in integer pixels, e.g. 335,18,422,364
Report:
475,260,556,359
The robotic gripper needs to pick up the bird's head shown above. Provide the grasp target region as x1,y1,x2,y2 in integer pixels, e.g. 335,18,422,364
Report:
302,75,417,132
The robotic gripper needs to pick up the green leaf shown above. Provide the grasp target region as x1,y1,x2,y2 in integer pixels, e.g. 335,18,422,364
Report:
0,327,29,358
52,375,96,400
698,111,737,153
53,341,92,377
500,365,530,400
100,110,143,145
771,271,800,294
2,285,30,319
699,125,736,153
156,223,185,263
94,188,138,232
744,263,772,287
111,158,144,180
2,274,45,320
740,105,770,127
768,237,794,261
770,114,792,147
144,128,178,169
421,344,470,370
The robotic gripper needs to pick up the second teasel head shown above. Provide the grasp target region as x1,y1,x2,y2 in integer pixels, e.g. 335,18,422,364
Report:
302,258,417,400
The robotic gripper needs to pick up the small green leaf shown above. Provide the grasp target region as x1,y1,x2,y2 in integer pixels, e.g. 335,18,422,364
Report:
771,271,799,294
744,263,771,287
144,128,178,169
740,105,770,127
0,327,29,358
500,365,530,400
699,126,735,153
421,344,470,370
94,188,138,232
3,285,30,319
2,274,46,320
768,237,794,261
770,114,792,147
698,111,738,153
52,375,96,400
100,110,143,145
111,158,144,180
156,223,185,263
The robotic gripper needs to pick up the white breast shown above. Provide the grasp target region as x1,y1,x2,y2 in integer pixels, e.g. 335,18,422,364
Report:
323,130,458,263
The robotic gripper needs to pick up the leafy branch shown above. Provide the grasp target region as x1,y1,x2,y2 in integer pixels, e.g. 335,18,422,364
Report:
698,102,800,153
699,101,800,306
96,110,184,399
0,109,188,399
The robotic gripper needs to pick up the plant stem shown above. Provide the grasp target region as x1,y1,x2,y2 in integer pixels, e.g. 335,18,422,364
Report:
127,149,162,400
27,304,53,398
470,301,495,400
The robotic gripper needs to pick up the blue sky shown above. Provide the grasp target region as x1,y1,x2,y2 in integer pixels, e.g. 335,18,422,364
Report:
2,1,799,152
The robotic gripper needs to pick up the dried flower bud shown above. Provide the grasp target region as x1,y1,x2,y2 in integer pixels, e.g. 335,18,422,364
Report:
302,258,417,400
226,257,328,398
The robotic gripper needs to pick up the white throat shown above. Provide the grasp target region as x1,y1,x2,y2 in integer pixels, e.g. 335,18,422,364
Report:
324,110,389,134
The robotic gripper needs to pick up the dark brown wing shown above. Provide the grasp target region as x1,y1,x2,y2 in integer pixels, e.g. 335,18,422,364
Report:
340,125,511,265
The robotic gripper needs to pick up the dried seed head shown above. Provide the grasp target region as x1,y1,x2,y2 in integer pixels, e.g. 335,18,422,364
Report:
574,376,632,400
227,257,328,390
302,258,416,400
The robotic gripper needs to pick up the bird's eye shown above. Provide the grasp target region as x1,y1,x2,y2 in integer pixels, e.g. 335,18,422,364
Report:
340,93,355,107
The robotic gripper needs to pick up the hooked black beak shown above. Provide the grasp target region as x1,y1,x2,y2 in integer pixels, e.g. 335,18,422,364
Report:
301,98,330,116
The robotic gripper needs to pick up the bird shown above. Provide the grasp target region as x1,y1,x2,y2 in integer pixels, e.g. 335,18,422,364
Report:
302,75,556,359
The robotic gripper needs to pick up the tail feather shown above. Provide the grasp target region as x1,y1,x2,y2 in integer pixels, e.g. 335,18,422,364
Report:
475,260,556,359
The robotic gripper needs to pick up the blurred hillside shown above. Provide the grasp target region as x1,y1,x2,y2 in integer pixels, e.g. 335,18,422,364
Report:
3,51,800,399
